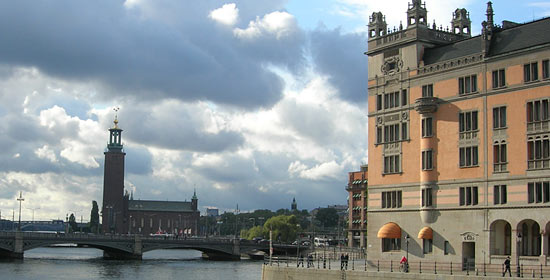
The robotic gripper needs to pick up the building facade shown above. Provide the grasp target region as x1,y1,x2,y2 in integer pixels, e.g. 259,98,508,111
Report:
101,117,199,235
366,0,550,269
346,164,368,248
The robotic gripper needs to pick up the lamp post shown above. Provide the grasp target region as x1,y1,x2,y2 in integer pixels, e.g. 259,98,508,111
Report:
405,234,410,272
27,207,40,223
516,232,522,277
17,192,24,231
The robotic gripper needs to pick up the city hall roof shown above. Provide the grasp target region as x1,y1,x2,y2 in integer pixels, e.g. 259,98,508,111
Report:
128,200,194,212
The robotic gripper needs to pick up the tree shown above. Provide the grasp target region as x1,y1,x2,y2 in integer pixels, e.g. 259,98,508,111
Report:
245,226,264,240
69,213,78,233
263,215,300,243
89,201,100,234
315,207,338,228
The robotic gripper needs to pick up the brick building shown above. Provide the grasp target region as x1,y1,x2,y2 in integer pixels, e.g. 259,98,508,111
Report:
366,0,550,269
101,116,199,235
346,164,368,248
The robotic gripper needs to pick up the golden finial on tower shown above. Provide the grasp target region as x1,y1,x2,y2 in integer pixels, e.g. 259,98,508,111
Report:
113,107,120,128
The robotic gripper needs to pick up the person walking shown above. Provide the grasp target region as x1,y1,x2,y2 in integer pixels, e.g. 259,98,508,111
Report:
503,256,511,277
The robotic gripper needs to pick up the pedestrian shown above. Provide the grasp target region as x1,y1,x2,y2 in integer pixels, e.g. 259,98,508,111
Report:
344,254,349,270
340,254,344,270
503,256,511,277
400,255,408,272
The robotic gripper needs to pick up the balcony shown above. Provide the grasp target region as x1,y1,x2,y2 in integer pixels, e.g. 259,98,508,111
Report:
414,97,439,115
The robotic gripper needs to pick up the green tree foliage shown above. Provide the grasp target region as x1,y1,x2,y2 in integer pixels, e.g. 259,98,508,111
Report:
69,213,78,233
244,226,264,240
315,207,338,228
89,201,100,234
263,215,300,243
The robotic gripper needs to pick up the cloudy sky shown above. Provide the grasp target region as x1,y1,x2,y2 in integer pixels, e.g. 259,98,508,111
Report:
0,0,546,222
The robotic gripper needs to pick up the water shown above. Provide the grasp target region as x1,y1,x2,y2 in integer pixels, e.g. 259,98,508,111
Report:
0,247,263,280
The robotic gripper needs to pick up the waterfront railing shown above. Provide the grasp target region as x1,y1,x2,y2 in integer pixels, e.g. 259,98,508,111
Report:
265,255,550,278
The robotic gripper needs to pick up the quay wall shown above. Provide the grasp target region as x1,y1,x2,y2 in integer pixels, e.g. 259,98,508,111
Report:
261,265,529,280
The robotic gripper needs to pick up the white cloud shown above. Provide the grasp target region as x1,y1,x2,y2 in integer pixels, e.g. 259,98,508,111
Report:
288,160,343,180
209,3,239,26
35,145,57,163
234,11,297,39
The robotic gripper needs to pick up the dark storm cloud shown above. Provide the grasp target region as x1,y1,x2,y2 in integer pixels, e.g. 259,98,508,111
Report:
124,146,153,175
120,103,244,152
0,0,305,109
310,28,368,103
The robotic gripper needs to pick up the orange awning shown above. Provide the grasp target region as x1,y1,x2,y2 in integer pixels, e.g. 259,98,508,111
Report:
377,222,401,239
418,226,433,239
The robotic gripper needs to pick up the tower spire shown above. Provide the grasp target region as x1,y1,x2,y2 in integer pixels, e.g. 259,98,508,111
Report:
107,108,123,152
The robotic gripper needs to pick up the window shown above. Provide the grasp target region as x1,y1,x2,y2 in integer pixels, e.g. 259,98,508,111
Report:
384,155,401,174
381,190,402,208
422,150,433,170
378,123,407,144
528,182,550,203
382,238,401,252
460,146,479,167
493,142,507,172
459,186,478,206
459,111,478,133
401,122,408,140
492,69,506,88
377,95,383,111
527,99,550,123
527,137,550,170
494,185,507,205
422,117,433,137
383,91,400,109
543,60,549,79
444,241,450,255
493,106,507,129
422,84,433,97
422,188,433,207
423,239,433,254
524,62,539,82
383,124,400,143
401,89,408,106
459,75,477,94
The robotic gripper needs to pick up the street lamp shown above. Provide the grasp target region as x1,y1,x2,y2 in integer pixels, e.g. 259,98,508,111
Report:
17,192,24,231
405,234,410,272
27,207,40,223
516,232,522,277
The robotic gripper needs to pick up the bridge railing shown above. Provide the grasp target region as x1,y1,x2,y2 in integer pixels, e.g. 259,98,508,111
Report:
0,231,240,243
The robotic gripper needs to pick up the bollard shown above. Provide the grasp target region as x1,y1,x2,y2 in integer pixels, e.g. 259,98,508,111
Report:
541,264,543,279
484,261,486,276
352,256,354,270
391,260,393,272
434,261,437,274
329,257,331,270
419,261,422,274
450,261,453,275
365,258,367,271
377,260,379,272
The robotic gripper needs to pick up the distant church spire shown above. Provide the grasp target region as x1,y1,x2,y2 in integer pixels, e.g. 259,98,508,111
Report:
291,197,297,210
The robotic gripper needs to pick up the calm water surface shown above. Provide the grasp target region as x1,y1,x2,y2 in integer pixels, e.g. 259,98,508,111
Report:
0,247,263,280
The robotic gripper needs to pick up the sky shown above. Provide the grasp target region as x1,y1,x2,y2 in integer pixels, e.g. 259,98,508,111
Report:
0,0,548,222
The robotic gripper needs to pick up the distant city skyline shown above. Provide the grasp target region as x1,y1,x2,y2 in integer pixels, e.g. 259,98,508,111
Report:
0,0,545,221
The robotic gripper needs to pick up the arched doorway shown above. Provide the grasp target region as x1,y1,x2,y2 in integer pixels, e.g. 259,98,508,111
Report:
490,220,511,255
517,219,541,256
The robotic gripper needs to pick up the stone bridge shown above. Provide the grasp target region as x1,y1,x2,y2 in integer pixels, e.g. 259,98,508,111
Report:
0,232,304,260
